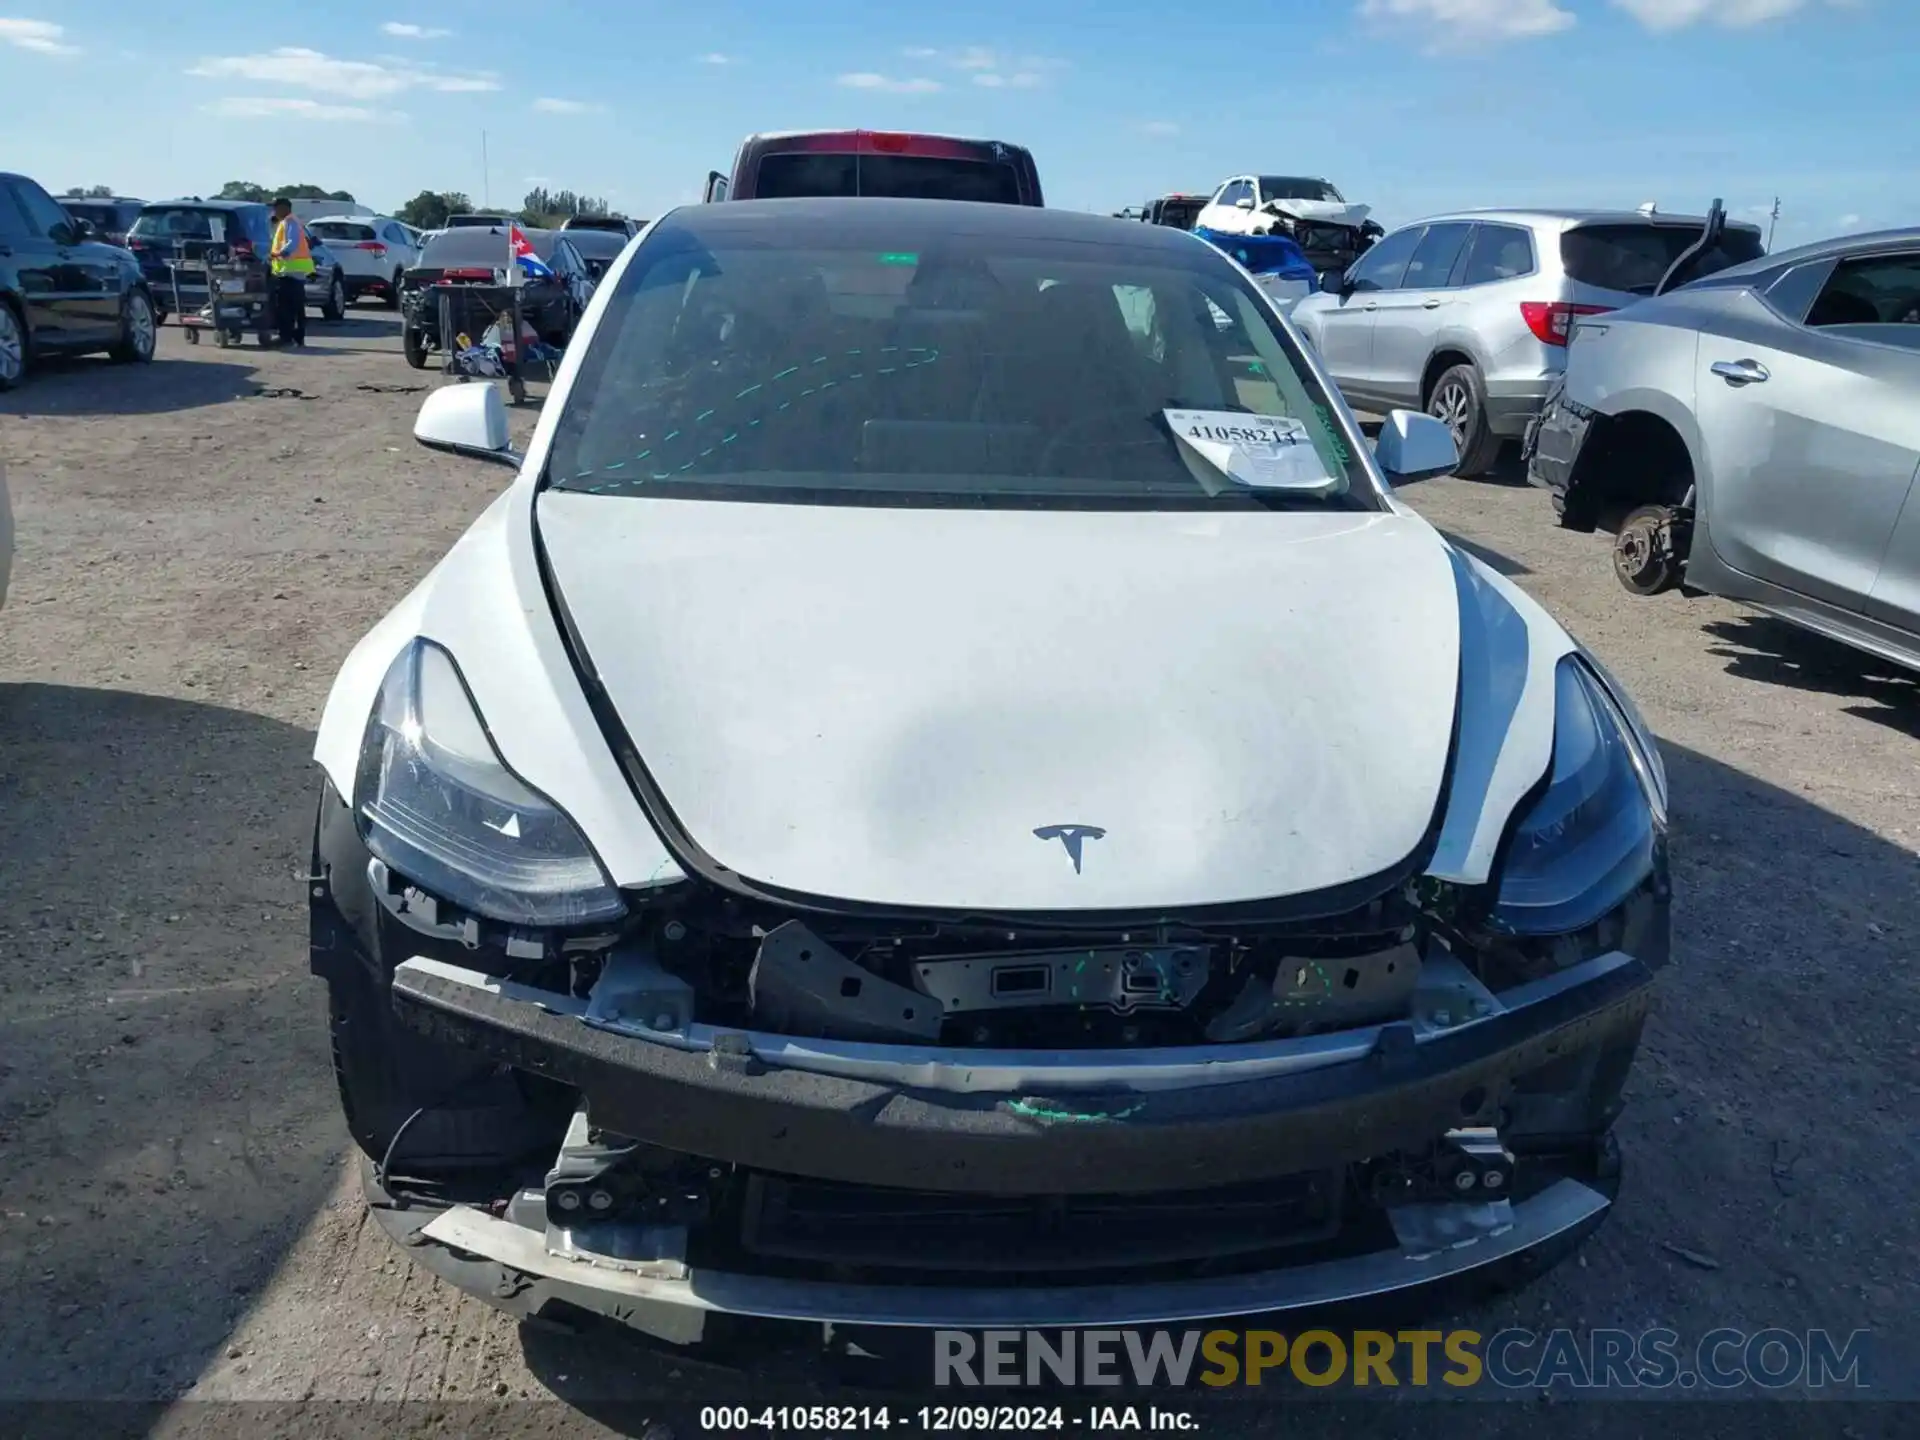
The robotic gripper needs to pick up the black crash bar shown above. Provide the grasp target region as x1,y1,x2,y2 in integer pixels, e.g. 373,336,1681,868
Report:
390,954,1654,1196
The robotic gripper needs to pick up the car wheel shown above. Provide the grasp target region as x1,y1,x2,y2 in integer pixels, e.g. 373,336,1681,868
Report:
385,271,403,310
0,299,27,391
109,289,157,364
322,271,346,322
1613,504,1685,597
403,325,430,369
1426,363,1502,478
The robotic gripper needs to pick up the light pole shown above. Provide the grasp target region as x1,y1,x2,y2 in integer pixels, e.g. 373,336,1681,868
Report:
1767,196,1780,250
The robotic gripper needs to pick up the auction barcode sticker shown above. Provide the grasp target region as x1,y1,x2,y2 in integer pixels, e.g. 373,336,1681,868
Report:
1164,409,1337,492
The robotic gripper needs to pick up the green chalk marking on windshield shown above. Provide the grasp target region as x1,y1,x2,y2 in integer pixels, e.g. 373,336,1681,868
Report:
878,252,918,266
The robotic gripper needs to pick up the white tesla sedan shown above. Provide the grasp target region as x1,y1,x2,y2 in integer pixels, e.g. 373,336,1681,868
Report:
309,198,1671,1346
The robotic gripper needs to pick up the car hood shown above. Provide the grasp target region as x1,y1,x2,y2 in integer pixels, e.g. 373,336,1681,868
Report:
536,492,1463,913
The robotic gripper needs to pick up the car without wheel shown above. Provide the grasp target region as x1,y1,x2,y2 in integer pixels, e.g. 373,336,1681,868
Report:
0,170,157,390
1291,206,1764,476
1528,223,1920,670
310,196,1672,1348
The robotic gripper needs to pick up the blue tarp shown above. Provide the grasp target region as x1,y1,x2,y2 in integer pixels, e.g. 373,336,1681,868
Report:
1192,226,1318,282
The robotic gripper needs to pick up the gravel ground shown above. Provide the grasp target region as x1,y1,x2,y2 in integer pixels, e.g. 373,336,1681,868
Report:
1,315,1916,1435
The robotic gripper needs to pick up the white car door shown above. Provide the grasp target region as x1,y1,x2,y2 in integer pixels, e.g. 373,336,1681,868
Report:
1695,252,1920,615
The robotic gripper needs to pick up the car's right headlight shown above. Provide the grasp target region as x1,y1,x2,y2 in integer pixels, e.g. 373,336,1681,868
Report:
353,638,626,927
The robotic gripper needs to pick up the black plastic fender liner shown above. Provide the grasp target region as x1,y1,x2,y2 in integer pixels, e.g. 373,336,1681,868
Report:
389,953,1656,1197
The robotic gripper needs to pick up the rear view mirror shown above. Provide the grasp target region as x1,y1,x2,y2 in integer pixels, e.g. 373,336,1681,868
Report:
414,383,521,469
1374,409,1458,485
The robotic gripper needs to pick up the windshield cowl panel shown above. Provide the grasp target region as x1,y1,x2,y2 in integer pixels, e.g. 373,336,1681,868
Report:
544,204,1378,514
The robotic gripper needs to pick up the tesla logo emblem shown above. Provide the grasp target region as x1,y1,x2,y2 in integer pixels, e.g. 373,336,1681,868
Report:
1033,824,1106,874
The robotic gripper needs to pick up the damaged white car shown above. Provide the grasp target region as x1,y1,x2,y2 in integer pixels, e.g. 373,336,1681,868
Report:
1193,175,1385,275
309,197,1670,1349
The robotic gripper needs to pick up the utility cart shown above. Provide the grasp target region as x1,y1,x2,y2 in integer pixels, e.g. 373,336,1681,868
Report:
431,281,558,404
169,244,275,348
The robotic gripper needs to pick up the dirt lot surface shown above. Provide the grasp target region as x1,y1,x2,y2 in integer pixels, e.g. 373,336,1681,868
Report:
2,315,1915,1436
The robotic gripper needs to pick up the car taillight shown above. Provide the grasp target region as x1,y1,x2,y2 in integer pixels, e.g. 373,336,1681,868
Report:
356,241,387,256
1520,301,1612,346
440,267,494,281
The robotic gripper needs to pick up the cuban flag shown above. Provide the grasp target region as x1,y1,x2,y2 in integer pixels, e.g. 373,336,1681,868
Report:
508,224,553,280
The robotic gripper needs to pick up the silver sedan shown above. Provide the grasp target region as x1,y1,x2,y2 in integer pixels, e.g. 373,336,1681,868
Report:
1528,226,1920,673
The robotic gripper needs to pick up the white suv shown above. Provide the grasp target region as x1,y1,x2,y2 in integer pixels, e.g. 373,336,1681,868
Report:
307,214,424,309
1289,207,1764,475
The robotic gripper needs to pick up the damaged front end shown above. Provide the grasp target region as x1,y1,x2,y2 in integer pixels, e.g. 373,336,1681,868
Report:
316,787,1667,1343
1252,201,1385,275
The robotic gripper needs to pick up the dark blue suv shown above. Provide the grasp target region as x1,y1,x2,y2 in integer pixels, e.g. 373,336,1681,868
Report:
126,199,347,324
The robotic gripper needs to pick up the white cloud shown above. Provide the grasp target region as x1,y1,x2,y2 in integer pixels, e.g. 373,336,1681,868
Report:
1611,0,1835,29
699,52,733,64
1358,0,1575,45
380,21,449,39
201,96,384,121
0,17,78,54
836,72,941,93
186,46,497,99
532,96,602,113
1139,120,1180,136
904,46,1064,89
1835,212,1862,229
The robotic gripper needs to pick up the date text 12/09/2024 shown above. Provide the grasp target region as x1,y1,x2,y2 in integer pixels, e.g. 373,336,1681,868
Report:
699,1406,1199,1433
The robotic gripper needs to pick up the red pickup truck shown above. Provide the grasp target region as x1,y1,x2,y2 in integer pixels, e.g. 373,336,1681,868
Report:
704,129,1044,206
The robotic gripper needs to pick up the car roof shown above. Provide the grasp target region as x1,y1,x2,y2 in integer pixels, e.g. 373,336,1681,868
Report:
1714,224,1920,276
307,212,393,224
652,195,1206,252
1408,206,1761,233
742,127,1032,150
146,198,267,211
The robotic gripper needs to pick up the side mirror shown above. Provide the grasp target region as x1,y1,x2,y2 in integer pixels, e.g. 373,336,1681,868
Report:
414,383,521,469
69,218,97,242
1374,409,1458,486
1318,269,1349,295
1233,196,1255,210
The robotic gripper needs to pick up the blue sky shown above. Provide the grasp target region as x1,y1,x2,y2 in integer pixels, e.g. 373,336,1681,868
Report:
2,0,1914,245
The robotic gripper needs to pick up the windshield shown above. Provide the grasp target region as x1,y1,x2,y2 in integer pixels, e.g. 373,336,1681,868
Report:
1259,177,1343,203
311,220,377,242
64,201,130,230
545,206,1373,512
1560,223,1766,295
754,153,1023,205
129,207,232,242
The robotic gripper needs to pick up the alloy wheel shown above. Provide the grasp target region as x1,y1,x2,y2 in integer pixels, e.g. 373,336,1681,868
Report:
129,293,156,358
0,305,22,384
1429,381,1471,449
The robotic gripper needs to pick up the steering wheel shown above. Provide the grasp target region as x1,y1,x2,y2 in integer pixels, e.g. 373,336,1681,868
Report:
1033,406,1166,476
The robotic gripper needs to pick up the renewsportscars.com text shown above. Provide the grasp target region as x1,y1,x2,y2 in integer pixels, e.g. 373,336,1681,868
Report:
933,1328,1871,1391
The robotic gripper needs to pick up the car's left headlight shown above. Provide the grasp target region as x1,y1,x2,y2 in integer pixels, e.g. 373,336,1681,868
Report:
353,638,627,927
1489,655,1665,936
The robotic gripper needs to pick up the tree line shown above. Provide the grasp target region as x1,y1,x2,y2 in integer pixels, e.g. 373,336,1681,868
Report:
62,181,626,231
